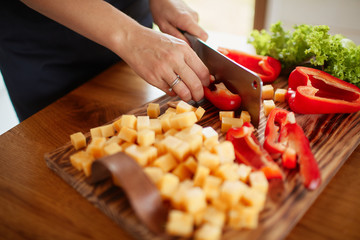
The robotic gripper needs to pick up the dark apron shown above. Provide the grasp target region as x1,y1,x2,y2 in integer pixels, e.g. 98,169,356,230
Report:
0,0,153,121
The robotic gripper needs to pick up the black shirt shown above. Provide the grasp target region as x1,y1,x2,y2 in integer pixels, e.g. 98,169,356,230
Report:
0,0,153,121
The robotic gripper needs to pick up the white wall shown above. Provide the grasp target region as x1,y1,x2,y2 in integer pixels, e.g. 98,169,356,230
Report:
265,0,360,44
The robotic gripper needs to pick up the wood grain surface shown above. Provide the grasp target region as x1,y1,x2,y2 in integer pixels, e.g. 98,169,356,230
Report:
1,62,360,240
45,70,360,239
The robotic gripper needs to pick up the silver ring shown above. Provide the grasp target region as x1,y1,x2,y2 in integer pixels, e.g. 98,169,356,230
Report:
169,75,182,92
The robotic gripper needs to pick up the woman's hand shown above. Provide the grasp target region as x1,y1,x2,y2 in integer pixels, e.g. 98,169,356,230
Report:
118,26,209,102
149,0,208,42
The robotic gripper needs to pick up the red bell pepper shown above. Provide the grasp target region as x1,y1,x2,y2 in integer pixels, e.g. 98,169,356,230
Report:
226,122,283,180
280,123,321,190
287,67,360,114
264,108,321,190
204,82,241,110
218,47,282,84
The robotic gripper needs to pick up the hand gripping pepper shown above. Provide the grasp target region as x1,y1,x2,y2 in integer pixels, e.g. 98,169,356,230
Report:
204,82,242,110
287,67,360,114
264,108,321,190
226,122,283,180
218,47,282,84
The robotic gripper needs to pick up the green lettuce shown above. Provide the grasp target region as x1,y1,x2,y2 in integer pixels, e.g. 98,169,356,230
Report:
248,21,360,87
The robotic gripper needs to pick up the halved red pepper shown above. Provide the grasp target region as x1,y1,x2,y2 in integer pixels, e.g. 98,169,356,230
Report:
218,47,282,84
226,122,283,180
204,82,241,110
287,67,360,114
264,108,321,190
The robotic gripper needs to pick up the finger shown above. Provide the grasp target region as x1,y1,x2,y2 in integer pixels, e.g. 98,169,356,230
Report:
166,73,192,101
176,17,208,42
184,48,210,88
158,21,189,44
175,64,205,102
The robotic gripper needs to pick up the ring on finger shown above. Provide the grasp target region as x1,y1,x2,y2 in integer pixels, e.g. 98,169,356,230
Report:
169,74,182,92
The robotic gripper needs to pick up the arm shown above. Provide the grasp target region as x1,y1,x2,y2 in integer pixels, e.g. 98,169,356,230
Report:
20,0,210,102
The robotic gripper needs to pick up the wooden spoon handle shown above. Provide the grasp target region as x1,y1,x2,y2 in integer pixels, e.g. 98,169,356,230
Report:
90,152,168,234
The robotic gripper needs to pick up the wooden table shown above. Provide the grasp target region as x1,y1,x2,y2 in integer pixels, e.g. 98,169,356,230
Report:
0,62,359,240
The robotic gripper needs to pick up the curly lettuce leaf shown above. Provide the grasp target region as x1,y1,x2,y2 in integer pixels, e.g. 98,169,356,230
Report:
248,21,360,87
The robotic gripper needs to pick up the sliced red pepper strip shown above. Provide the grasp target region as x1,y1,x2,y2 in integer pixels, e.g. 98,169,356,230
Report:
279,123,321,190
218,47,282,84
204,82,241,110
226,122,283,180
287,67,360,114
264,108,321,190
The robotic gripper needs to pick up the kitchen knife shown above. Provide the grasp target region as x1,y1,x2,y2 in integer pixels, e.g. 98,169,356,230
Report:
184,32,262,128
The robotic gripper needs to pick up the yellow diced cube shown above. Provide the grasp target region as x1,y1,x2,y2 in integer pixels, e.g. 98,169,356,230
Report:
202,127,219,150
149,119,163,135
86,137,106,159
137,129,155,147
196,149,220,171
124,145,157,167
183,187,207,214
158,173,180,199
219,111,234,121
165,107,176,114
220,180,247,207
163,135,190,161
214,163,239,181
70,150,94,171
240,111,251,123
193,165,210,187
213,141,235,164
159,112,176,132
170,111,198,130
103,142,122,155
172,163,192,181
184,156,198,174
120,142,133,151
147,103,160,118
120,114,137,129
99,124,114,138
262,84,274,100
176,100,195,113
195,106,205,121
228,205,260,230
153,153,178,172
166,210,194,238
90,126,102,138
211,197,229,212
274,88,287,102
105,135,122,146
182,124,203,136
221,117,243,133
113,117,122,132
70,132,87,150
143,166,164,185
194,223,222,240
164,128,178,137
170,180,194,210
202,175,222,201
241,187,266,211
237,164,252,182
249,171,269,194
202,206,226,228
263,100,275,117
137,116,150,131
118,126,137,143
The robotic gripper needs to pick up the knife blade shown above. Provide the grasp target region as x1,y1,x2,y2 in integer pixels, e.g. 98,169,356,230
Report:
184,33,262,128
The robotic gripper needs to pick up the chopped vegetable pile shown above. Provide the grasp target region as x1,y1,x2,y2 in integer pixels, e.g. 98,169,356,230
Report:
248,21,360,87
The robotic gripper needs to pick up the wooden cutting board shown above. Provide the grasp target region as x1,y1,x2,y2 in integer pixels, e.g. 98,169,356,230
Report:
45,78,360,240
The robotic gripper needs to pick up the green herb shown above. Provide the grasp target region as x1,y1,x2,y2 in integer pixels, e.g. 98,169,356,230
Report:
248,21,360,87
